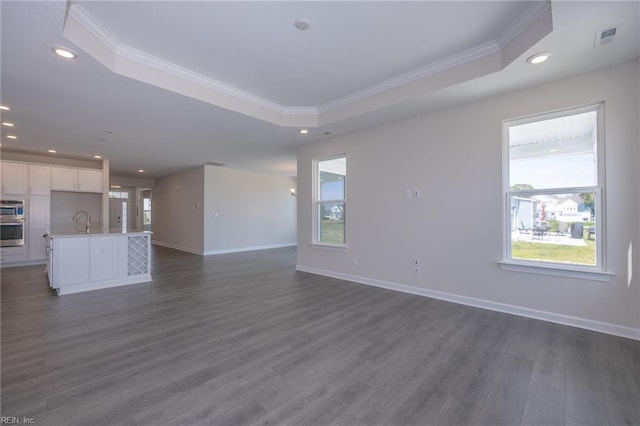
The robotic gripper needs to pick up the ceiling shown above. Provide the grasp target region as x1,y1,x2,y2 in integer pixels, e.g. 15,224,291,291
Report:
509,110,596,161
1,1,638,179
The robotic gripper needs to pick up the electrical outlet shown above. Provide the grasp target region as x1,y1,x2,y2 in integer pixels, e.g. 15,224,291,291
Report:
413,189,421,198
405,189,412,199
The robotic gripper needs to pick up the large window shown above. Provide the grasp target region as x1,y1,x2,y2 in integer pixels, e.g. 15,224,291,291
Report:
314,155,346,245
504,104,605,271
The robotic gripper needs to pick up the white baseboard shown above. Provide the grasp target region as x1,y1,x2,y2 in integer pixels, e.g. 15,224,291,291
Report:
296,265,640,341
151,240,203,255
56,274,152,295
152,241,296,256
203,243,296,256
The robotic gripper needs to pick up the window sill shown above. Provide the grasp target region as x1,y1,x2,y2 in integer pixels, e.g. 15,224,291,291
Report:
499,260,614,282
309,242,348,251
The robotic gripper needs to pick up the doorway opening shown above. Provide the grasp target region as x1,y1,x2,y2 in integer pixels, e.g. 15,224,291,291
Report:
109,190,130,233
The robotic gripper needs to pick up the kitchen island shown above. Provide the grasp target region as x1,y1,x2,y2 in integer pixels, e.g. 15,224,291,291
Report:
47,231,151,295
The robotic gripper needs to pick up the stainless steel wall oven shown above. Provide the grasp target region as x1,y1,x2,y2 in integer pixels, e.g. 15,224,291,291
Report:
0,200,25,247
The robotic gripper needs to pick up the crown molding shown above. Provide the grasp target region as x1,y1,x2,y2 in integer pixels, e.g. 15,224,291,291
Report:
67,3,118,52
318,41,501,114
119,46,319,124
64,2,551,128
117,44,286,114
498,0,552,48
65,4,318,127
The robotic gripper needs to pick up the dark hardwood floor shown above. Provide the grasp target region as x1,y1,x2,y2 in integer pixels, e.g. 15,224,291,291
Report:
2,245,639,425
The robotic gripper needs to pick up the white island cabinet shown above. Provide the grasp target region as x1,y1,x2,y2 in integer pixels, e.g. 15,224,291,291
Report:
48,232,151,295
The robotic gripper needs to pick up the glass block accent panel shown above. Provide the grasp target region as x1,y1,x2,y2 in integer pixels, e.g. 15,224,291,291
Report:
128,236,148,275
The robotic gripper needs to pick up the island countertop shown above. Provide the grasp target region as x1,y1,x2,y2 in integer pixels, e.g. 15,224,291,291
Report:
50,230,152,238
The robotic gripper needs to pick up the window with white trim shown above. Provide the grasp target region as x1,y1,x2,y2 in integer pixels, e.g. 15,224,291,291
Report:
504,104,605,270
314,155,346,246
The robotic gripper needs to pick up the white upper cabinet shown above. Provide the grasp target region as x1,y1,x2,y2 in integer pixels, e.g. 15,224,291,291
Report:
51,167,77,191
77,169,103,193
1,162,28,196
1,162,104,195
29,165,51,195
51,167,103,193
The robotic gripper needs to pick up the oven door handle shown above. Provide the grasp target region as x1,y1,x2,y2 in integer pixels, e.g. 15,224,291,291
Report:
1,222,24,225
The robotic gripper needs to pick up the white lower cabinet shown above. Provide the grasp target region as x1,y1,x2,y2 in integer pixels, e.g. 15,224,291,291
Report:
49,233,151,295
89,236,118,282
55,238,90,286
0,246,28,264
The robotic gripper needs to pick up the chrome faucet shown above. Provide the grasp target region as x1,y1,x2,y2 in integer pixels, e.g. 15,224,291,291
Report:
72,210,91,234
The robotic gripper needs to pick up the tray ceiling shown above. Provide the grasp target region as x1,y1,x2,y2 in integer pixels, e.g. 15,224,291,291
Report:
1,1,638,177
63,1,551,127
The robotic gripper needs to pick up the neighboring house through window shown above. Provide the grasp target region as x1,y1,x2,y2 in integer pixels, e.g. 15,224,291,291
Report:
503,104,606,273
314,155,346,246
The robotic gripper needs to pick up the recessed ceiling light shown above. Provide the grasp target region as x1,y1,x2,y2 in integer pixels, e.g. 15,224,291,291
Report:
294,18,310,31
550,148,558,152
527,52,551,64
299,129,309,134
138,169,144,173
6,135,17,139
94,155,102,159
48,149,56,153
2,122,14,127
0,105,9,111
52,46,77,59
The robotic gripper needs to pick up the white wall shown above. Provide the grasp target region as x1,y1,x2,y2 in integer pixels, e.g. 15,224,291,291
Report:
153,165,296,255
152,166,205,254
203,165,296,254
110,175,154,189
297,60,640,337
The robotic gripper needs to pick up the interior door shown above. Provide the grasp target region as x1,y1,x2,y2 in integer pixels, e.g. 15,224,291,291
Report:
109,198,128,232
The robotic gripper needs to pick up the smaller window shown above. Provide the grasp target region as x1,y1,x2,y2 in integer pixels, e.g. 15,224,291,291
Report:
108,190,129,199
314,155,346,246
143,198,152,226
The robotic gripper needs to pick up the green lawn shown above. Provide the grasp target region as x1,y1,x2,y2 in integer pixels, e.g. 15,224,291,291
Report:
512,238,596,265
320,220,345,244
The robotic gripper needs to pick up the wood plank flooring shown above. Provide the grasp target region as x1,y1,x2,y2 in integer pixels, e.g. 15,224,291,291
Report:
2,245,639,425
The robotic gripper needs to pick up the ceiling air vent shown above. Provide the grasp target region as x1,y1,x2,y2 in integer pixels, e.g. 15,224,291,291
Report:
595,26,618,48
